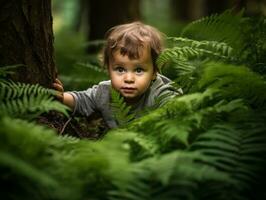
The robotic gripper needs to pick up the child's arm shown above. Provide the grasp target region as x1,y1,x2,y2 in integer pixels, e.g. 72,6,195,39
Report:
53,78,75,110
62,93,75,110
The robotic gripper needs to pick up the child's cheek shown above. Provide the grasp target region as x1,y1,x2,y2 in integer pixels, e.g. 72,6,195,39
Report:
111,77,121,91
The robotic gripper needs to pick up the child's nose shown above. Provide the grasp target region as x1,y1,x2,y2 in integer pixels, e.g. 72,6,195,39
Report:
124,72,135,83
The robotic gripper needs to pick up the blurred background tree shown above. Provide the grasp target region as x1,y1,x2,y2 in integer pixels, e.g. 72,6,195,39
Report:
53,0,266,38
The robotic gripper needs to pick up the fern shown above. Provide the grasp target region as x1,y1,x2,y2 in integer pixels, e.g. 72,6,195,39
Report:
190,122,266,198
126,132,159,162
238,17,266,73
59,59,108,90
109,151,236,200
0,64,25,78
73,61,108,85
181,9,244,50
0,151,58,187
158,38,234,67
180,9,266,74
197,62,266,108
168,37,234,57
109,100,266,200
0,80,54,100
110,88,135,126
158,37,236,93
0,117,134,200
128,88,246,153
0,80,69,119
115,60,266,199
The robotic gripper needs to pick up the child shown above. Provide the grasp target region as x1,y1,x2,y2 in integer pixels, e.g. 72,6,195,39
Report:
54,22,182,129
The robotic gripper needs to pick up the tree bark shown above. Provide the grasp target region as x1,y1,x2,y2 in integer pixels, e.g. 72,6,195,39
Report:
0,0,57,88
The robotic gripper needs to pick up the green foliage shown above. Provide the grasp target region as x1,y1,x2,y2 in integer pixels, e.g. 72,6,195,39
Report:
54,28,107,90
0,80,69,119
180,9,266,74
129,88,247,151
73,61,108,87
191,123,266,190
0,64,25,78
58,58,108,90
106,10,266,200
109,151,237,200
0,117,132,200
108,61,266,199
197,62,266,108
162,37,234,62
110,88,135,126
239,17,266,73
181,9,244,50
159,37,236,93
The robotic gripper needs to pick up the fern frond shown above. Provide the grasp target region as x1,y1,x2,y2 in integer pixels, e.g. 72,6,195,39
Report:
168,37,234,57
111,117,266,200
0,64,25,78
110,88,135,126
0,80,55,100
0,151,58,187
190,123,266,192
109,151,236,200
158,38,234,68
197,62,266,108
239,17,266,73
181,9,244,50
0,81,69,119
0,117,132,200
158,37,235,93
61,62,108,89
126,133,159,161
129,87,248,153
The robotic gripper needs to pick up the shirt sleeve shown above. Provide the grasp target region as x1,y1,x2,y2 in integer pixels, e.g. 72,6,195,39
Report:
156,85,177,106
152,74,183,107
68,84,100,117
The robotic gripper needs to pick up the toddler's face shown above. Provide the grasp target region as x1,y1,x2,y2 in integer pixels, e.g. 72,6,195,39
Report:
108,46,156,104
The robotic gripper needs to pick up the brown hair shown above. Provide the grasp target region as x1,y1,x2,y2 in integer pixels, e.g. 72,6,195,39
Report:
103,21,164,71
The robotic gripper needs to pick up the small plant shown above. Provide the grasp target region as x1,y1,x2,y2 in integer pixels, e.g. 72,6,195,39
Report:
110,88,135,126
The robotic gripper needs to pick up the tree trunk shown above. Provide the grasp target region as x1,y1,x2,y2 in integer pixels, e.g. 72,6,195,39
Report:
204,0,233,15
170,0,236,22
233,0,266,16
170,0,204,22
0,0,57,88
88,0,141,41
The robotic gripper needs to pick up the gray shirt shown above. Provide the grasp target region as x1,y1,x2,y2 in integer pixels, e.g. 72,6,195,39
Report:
69,74,182,128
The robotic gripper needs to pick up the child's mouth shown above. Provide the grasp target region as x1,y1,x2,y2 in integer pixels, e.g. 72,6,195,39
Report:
121,87,136,93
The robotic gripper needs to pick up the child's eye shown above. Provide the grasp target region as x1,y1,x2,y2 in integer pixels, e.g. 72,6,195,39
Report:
135,67,144,74
115,66,125,73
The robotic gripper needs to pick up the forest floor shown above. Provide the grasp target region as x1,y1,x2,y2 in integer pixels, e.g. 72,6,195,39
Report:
38,111,108,139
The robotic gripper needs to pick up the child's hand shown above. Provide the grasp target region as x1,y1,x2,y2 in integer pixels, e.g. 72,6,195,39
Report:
53,78,64,102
